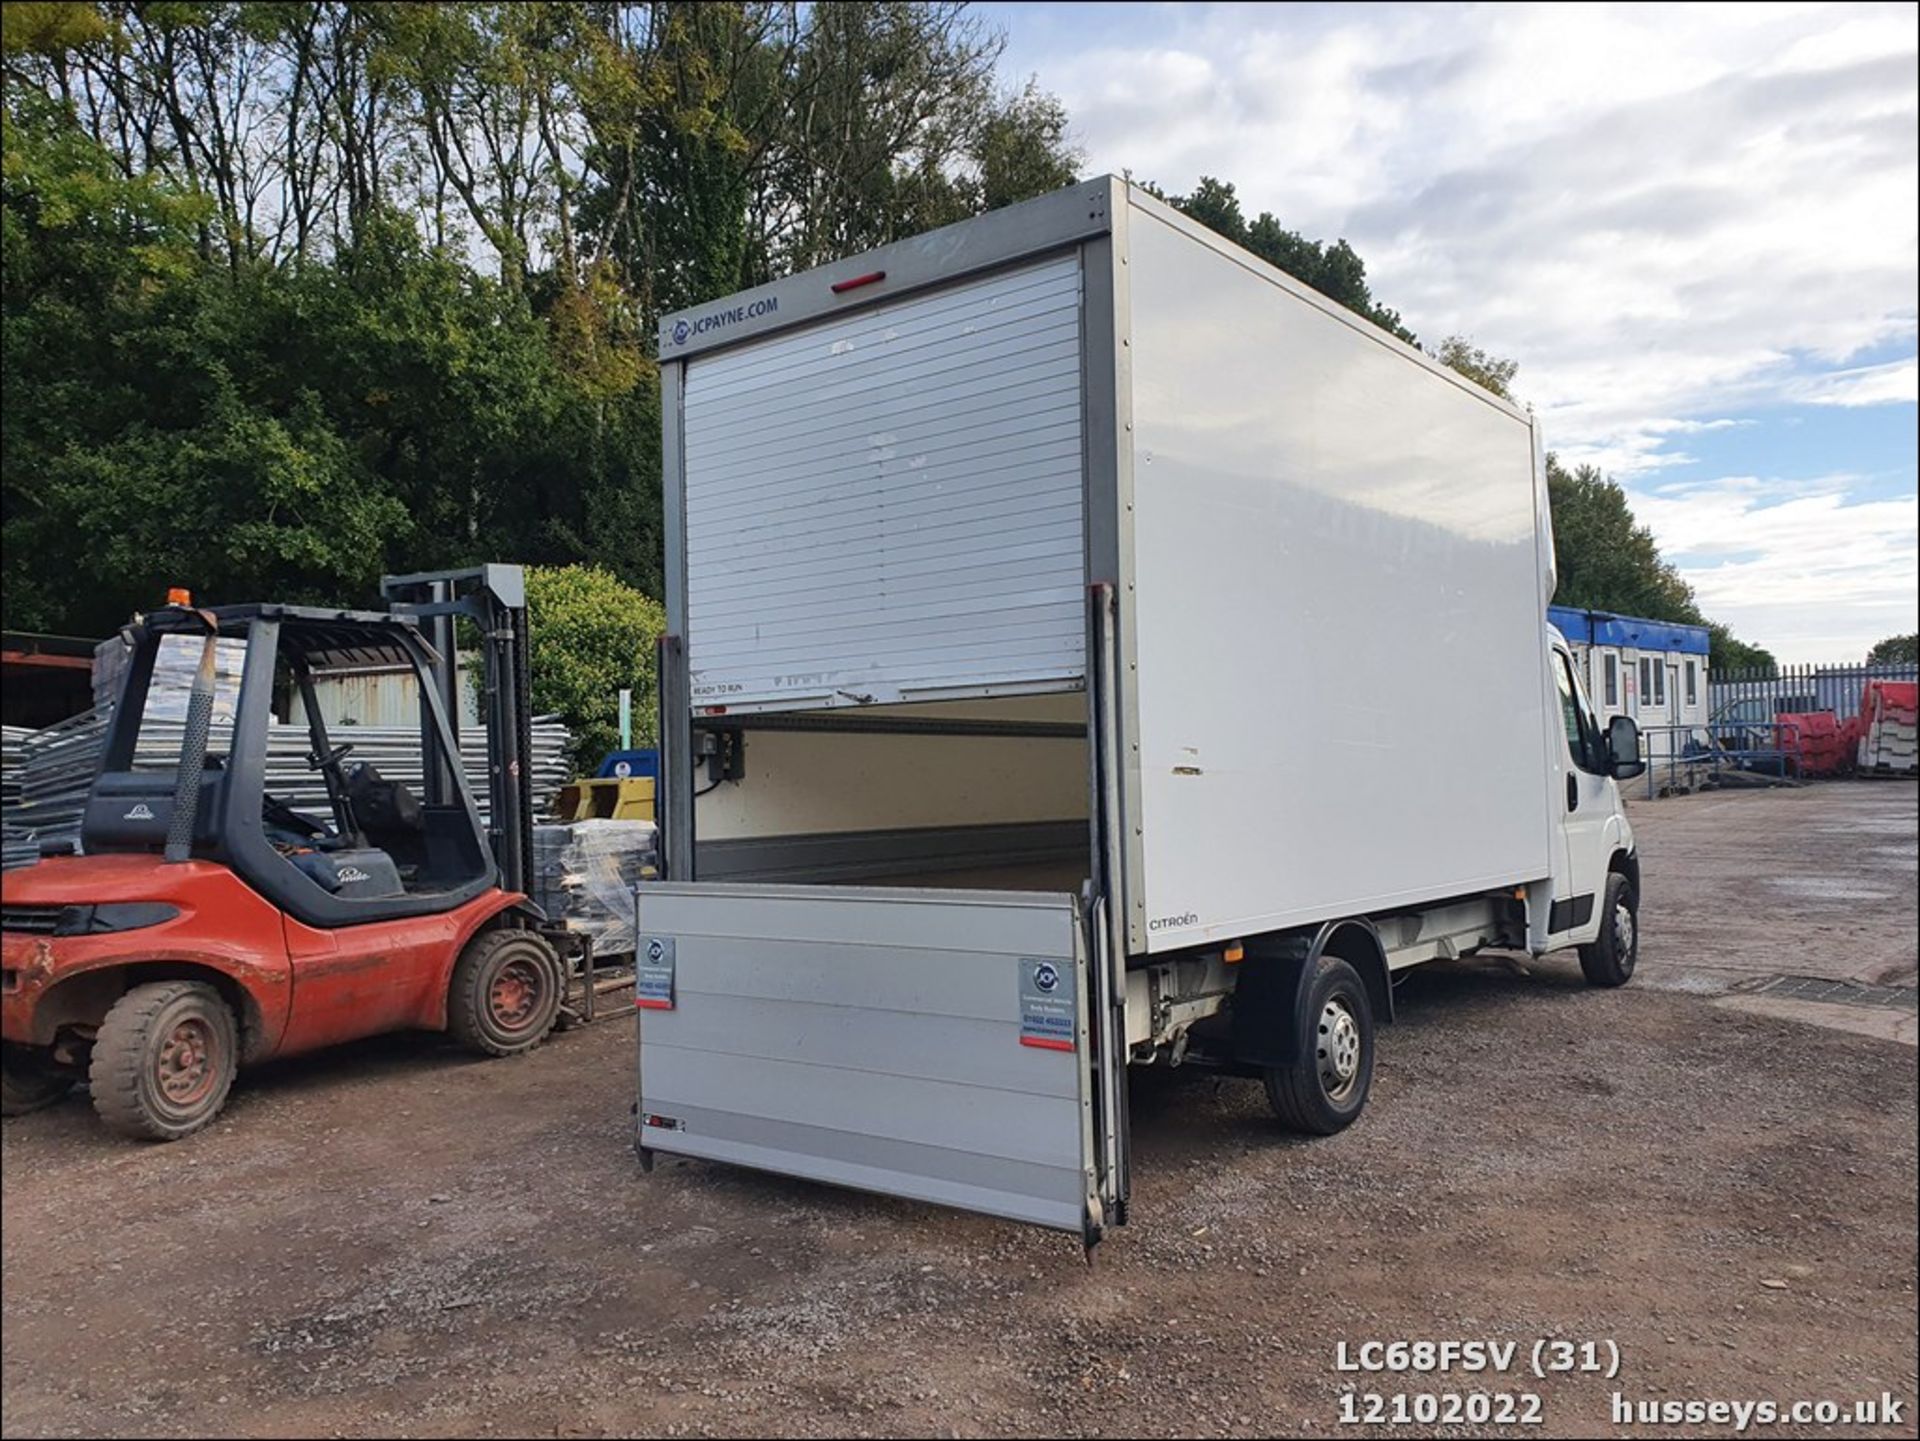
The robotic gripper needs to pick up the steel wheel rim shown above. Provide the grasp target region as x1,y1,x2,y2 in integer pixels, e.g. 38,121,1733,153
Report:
156,1018,217,1107
1317,997,1362,1102
1614,902,1636,963
489,957,546,1031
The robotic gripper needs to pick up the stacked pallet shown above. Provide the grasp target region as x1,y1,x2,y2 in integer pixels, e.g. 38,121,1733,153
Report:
532,819,657,957
92,633,248,718
1857,680,1918,774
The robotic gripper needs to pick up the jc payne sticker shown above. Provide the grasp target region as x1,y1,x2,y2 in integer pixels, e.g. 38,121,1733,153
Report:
1019,958,1075,1051
636,936,676,1010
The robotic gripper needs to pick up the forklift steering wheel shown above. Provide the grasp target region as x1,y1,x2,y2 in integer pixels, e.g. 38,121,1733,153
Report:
308,742,355,771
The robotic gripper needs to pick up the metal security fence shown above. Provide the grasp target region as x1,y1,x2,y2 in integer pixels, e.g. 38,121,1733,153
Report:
1618,660,1920,797
1709,661,1918,726
1631,721,1804,799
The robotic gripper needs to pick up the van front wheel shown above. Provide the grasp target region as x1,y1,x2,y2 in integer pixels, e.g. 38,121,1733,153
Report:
1263,956,1375,1135
1578,871,1638,987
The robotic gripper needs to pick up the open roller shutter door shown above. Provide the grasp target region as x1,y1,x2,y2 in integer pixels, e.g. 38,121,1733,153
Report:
682,255,1088,712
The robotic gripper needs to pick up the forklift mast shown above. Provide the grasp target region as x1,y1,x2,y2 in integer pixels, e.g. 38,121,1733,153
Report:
380,565,536,898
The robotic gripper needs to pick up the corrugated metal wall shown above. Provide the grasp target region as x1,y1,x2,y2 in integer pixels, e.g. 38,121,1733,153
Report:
681,254,1088,712
309,661,480,729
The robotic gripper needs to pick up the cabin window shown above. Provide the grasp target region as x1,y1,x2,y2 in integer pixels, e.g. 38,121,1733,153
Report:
1685,659,1697,706
1555,652,1606,775
1604,654,1619,708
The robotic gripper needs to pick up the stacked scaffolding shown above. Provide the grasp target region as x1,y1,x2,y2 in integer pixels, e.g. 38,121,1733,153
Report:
2,708,574,854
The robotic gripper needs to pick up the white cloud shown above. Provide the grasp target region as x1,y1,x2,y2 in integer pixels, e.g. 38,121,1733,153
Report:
1015,1,1918,658
1630,477,1918,662
1788,358,1920,407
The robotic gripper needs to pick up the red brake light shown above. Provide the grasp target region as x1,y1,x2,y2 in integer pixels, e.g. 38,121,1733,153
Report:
831,270,886,295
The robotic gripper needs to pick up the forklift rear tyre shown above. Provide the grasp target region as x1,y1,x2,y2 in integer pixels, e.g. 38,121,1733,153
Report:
1263,956,1375,1136
1,1043,75,1116
1578,871,1638,988
448,929,563,1057
90,981,238,1141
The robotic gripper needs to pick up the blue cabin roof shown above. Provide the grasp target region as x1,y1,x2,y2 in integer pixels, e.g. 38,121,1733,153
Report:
1548,605,1711,657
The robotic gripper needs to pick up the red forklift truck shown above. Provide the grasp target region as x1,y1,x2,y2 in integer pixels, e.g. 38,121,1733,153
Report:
1,565,583,1139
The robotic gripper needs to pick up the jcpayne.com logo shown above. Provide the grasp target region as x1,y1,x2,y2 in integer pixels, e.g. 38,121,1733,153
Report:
669,296,778,346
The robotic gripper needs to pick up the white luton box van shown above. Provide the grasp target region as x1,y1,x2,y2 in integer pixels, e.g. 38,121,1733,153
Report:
636,176,1647,1244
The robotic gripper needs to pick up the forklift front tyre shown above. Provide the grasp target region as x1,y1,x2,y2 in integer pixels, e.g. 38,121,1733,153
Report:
448,929,563,1057
1,1043,75,1116
90,981,238,1141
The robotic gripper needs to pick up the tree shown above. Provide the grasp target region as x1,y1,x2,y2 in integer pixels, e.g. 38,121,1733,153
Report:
1171,174,1244,242
1,96,664,633
566,1,1079,329
1547,457,1700,620
4,0,1082,643
1708,624,1776,675
524,563,665,765
1158,174,1414,342
0,90,400,632
773,1,1009,268
1866,633,1918,665
17,3,1800,696
591,1,788,325
1432,336,1516,400
972,79,1077,212
1543,457,1772,672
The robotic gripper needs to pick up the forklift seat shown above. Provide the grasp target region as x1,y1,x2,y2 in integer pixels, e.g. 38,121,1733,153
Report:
346,763,425,837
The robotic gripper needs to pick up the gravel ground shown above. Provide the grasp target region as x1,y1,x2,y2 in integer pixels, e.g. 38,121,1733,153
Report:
3,783,1916,1438
1627,780,1918,992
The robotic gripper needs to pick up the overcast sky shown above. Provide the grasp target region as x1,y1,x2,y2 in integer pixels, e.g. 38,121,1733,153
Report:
977,1,1918,663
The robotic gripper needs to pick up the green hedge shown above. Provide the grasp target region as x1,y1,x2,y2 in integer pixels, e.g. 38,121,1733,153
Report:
524,564,665,770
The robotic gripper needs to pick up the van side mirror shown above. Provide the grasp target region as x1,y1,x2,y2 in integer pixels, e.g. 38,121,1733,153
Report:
1606,715,1646,780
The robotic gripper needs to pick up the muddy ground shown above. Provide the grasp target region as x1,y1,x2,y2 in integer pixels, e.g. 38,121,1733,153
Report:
3,781,1916,1438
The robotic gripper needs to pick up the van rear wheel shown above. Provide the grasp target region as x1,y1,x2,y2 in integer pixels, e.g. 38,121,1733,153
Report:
1263,956,1375,1135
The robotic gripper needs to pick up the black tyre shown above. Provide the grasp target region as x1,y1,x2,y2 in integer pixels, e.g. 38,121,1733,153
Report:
1263,956,1375,1135
447,929,562,1057
89,981,238,1141
1,1043,75,1116
1578,871,1638,988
